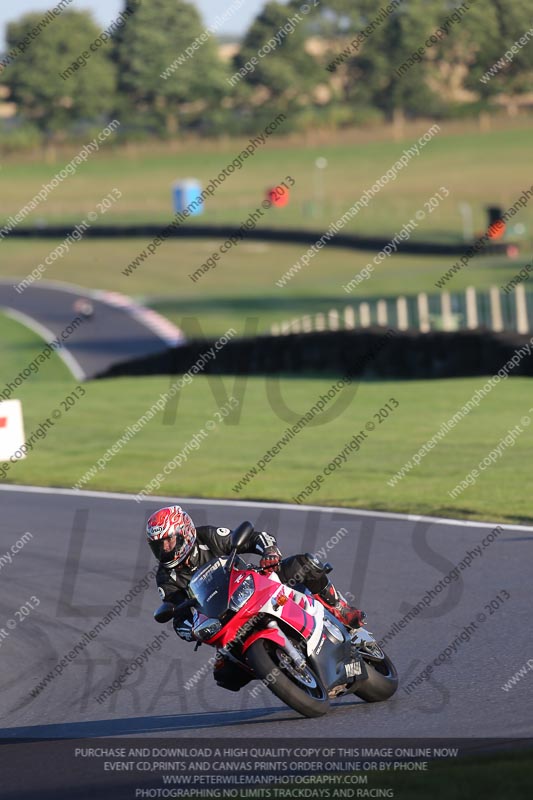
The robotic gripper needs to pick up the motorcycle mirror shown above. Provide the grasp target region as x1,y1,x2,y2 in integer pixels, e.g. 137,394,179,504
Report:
154,602,176,623
231,521,254,550
226,521,254,573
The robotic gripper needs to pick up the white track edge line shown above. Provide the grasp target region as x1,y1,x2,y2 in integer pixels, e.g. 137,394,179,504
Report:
2,308,86,381
0,484,532,532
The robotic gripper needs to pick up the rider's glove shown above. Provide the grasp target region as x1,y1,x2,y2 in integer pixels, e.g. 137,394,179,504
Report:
173,617,195,642
260,546,282,573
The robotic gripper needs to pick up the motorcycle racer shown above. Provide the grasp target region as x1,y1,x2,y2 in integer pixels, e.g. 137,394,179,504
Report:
147,505,365,690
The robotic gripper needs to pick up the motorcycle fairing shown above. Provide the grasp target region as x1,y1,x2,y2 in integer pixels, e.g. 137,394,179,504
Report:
187,557,367,694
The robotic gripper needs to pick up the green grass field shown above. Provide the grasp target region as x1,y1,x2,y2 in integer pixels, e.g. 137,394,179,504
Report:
268,749,533,800
2,313,532,523
2,121,532,520
0,238,527,338
2,121,532,337
383,749,533,800
3,118,533,237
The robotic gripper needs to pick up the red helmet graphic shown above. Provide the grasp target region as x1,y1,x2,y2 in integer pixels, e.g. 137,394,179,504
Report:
146,505,197,568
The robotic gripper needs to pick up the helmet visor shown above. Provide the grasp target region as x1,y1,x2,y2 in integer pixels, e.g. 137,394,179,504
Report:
149,533,184,565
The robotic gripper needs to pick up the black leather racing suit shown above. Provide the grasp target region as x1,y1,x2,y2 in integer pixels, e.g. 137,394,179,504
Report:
156,524,330,607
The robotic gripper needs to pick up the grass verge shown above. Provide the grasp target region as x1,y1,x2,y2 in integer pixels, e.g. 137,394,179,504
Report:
0,238,526,338
2,314,532,524
259,748,533,800
2,121,533,238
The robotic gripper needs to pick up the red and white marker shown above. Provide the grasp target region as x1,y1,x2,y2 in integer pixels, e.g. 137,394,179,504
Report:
0,400,26,461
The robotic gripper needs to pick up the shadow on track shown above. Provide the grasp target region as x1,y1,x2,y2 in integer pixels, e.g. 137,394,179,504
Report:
0,705,296,740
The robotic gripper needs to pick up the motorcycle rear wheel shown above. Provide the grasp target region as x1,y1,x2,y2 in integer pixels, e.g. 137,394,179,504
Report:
247,639,330,718
353,653,398,702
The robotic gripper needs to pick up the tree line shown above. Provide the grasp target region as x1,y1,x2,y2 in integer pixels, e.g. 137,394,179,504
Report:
1,0,532,146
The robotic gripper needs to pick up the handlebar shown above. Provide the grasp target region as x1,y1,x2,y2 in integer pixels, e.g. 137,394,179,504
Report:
173,597,198,620
226,550,276,576
236,562,277,576
154,597,198,624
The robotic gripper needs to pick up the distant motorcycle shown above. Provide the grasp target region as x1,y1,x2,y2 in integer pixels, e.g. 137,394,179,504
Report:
155,522,398,718
73,298,94,319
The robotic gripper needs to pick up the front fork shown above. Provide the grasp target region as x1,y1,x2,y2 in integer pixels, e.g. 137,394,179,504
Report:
266,621,307,671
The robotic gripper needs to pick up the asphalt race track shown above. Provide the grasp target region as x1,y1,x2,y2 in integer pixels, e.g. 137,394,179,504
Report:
0,280,183,379
0,485,531,741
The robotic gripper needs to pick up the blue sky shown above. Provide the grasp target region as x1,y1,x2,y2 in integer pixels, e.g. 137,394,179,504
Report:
1,1,289,47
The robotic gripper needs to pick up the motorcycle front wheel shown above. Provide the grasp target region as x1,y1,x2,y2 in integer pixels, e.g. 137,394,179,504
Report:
247,639,329,718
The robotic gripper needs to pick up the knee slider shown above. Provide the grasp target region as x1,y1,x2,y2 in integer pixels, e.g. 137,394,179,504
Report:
303,552,332,576
298,553,333,592
282,553,332,593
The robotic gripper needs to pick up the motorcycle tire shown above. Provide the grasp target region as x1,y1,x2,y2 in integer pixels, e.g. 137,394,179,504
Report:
247,639,330,718
353,653,398,702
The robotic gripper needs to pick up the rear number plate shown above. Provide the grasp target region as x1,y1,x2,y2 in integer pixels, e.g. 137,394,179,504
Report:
346,661,362,678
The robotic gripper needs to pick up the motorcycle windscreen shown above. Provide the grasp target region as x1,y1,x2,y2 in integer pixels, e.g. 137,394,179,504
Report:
189,557,247,619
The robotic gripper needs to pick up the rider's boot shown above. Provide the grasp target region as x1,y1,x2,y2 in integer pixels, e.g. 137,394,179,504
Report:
314,581,366,629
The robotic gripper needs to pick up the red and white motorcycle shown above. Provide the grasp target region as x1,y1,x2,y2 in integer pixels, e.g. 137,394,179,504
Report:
155,522,398,718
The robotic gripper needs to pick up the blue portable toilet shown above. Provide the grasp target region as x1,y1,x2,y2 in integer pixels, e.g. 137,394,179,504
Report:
172,179,203,216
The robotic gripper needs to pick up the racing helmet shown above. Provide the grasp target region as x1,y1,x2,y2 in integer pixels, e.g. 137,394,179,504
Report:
146,505,197,568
